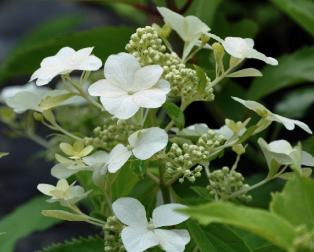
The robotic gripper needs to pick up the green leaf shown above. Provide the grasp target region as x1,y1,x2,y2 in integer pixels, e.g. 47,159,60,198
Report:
13,16,82,54
186,220,218,252
248,47,314,100
271,0,314,37
41,210,88,222
39,236,103,252
270,176,314,229
186,0,222,26
163,102,185,129
227,68,262,78
180,201,296,250
205,224,252,252
194,65,207,92
0,27,133,83
0,196,60,252
275,87,314,118
111,163,140,200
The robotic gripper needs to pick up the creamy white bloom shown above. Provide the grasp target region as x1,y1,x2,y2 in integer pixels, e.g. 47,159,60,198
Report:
232,97,312,134
88,53,170,119
223,37,278,65
31,47,102,86
37,179,88,205
157,7,210,59
112,197,190,252
258,138,314,168
107,127,168,173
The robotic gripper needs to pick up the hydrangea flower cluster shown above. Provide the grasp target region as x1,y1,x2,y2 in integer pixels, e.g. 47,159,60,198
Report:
1,6,313,252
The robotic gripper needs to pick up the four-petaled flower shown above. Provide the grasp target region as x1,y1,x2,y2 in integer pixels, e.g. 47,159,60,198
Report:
88,52,170,119
157,7,210,59
232,96,312,134
112,197,190,252
37,179,88,205
31,47,102,86
222,37,278,65
107,127,168,173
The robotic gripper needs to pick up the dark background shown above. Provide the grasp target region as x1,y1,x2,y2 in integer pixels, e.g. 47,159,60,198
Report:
0,0,313,251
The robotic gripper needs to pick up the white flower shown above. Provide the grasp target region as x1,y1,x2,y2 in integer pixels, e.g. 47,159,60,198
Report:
232,97,312,134
222,37,278,65
107,127,168,173
258,138,314,168
37,179,88,205
157,7,210,59
88,53,170,119
1,83,49,113
112,197,190,252
31,47,102,86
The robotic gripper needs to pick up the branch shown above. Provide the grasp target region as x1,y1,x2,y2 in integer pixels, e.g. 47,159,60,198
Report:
179,0,194,14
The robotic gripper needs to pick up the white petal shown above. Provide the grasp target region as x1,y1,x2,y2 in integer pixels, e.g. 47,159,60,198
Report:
268,140,293,155
231,96,268,114
293,119,312,134
128,127,168,160
6,89,47,113
107,144,132,173
272,115,312,134
100,95,139,119
302,151,314,167
157,7,185,38
51,164,78,179
131,65,163,91
88,79,126,97
37,184,55,196
112,197,148,227
157,7,209,42
179,123,209,136
77,55,102,71
121,227,158,252
104,52,140,90
223,37,252,59
152,203,189,228
83,151,109,166
132,80,170,108
247,48,278,66
154,229,190,252
56,47,76,58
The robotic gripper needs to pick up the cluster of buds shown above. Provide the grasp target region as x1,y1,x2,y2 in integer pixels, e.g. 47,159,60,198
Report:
197,130,225,150
84,119,139,150
125,26,214,102
166,131,225,183
207,167,251,201
104,216,125,252
292,225,314,252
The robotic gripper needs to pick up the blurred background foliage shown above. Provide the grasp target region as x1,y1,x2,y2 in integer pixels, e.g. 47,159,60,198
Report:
0,0,314,251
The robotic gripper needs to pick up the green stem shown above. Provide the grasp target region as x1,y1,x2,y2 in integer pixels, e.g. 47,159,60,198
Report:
159,167,171,203
227,166,288,200
63,75,103,111
183,44,205,63
26,133,49,148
